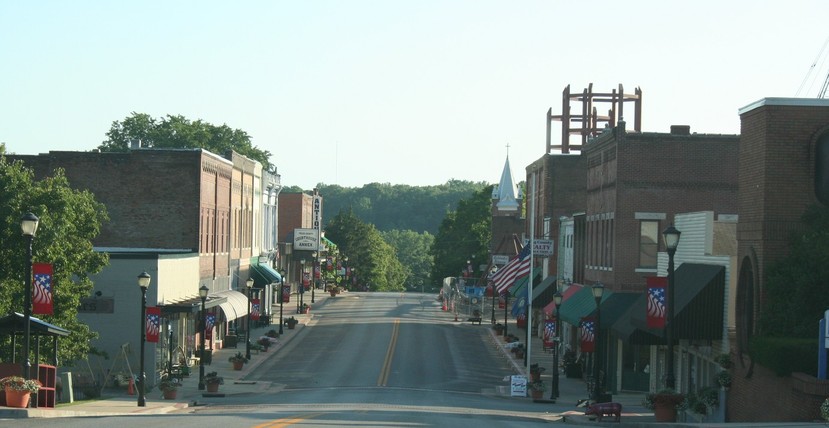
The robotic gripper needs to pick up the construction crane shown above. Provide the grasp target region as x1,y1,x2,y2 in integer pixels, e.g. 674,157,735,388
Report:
797,36,829,98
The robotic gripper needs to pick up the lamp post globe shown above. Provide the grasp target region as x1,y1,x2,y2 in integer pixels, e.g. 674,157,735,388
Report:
591,282,604,404
20,213,39,384
137,271,151,407
551,291,563,400
198,285,208,390
662,225,681,389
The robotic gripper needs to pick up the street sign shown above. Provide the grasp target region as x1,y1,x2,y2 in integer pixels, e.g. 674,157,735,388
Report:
293,228,319,250
533,239,554,257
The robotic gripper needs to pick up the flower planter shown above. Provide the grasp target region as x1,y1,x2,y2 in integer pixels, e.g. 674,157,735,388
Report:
4,388,31,408
654,402,678,422
330,290,337,297
206,383,220,393
162,389,177,400
530,389,544,400
232,361,245,371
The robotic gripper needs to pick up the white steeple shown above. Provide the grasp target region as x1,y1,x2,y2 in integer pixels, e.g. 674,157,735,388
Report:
493,154,520,211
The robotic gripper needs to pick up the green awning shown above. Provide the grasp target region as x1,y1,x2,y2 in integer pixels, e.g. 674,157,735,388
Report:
251,263,282,287
531,274,558,307
558,285,613,326
509,268,543,297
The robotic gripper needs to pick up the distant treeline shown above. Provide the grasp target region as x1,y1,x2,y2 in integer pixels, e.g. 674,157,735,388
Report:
283,180,490,234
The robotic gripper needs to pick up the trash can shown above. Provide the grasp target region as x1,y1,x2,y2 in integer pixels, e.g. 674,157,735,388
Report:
59,372,74,403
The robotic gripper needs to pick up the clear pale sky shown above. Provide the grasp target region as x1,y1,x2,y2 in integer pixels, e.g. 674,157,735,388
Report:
2,1,828,189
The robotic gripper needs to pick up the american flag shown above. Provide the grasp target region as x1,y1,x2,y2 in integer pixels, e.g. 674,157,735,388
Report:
251,299,261,321
145,307,160,343
205,313,216,340
32,263,53,315
493,244,532,293
646,276,667,328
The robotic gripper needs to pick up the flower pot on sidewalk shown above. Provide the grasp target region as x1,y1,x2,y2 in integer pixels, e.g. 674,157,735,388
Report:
4,388,31,408
162,388,177,400
207,382,220,393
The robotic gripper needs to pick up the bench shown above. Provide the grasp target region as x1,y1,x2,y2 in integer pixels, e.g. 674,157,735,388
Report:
468,310,483,325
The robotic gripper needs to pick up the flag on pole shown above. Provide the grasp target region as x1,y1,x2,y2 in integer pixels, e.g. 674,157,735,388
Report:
544,320,556,342
145,307,161,343
32,262,54,315
251,298,261,321
580,316,595,352
493,244,531,294
646,276,668,329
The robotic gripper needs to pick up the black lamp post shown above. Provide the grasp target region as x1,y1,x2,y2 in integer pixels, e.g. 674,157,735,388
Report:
489,266,498,324
245,277,254,360
167,321,174,376
278,269,286,334
662,225,681,390
311,252,317,303
137,271,151,407
298,259,306,313
20,212,39,383
551,291,563,400
198,285,208,390
591,282,604,404
343,257,349,290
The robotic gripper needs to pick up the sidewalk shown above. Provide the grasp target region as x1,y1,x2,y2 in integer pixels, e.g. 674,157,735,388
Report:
0,297,318,419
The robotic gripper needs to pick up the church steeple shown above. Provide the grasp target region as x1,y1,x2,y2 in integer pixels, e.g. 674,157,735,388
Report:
492,154,520,212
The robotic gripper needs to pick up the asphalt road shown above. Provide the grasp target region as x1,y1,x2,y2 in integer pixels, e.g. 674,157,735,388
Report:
13,292,566,427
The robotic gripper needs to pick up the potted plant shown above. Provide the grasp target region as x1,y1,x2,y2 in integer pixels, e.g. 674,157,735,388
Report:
257,337,271,351
285,316,298,329
301,303,311,314
158,376,180,400
229,352,249,370
266,329,279,338
204,371,223,393
0,376,41,408
717,370,732,389
527,380,546,399
642,388,685,422
329,286,338,297
529,363,546,382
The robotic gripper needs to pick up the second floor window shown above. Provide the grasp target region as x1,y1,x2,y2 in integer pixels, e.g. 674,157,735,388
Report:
639,220,659,268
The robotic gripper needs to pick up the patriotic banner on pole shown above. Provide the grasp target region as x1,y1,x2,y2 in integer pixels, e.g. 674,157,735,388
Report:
145,307,161,343
205,313,216,340
493,244,532,294
32,262,54,315
282,284,291,303
314,265,321,279
580,316,595,353
303,272,311,287
646,276,668,329
251,298,261,321
544,320,556,343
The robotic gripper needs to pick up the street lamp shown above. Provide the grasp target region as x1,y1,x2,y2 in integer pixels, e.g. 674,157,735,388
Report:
591,282,604,404
299,259,306,313
311,251,317,303
20,212,39,383
137,271,151,407
278,269,286,334
198,285,208,390
663,224,681,389
343,257,349,290
167,320,174,377
245,277,254,360
489,266,498,324
551,291,563,400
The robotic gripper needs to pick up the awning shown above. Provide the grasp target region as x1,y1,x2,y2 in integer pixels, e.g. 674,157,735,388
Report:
544,284,582,315
531,275,557,307
0,312,70,337
596,292,643,327
558,286,613,326
161,293,227,315
509,268,542,297
251,263,282,287
613,263,726,344
214,290,250,322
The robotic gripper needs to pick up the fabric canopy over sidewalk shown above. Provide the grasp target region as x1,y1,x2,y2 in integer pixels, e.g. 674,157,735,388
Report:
251,263,282,287
544,283,582,315
214,290,251,322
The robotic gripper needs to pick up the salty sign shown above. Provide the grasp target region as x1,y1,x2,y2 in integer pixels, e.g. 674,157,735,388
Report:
533,239,554,257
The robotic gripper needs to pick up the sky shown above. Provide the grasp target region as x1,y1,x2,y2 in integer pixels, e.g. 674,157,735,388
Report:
2,1,829,190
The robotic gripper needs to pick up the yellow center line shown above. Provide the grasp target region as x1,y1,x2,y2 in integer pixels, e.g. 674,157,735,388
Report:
253,412,325,428
377,318,400,387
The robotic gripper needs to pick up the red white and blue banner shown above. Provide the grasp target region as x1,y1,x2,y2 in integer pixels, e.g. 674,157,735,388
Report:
282,284,291,303
314,265,321,279
646,276,668,329
544,320,556,344
32,262,54,315
145,307,160,343
251,298,261,321
303,272,311,287
580,316,595,353
205,313,216,340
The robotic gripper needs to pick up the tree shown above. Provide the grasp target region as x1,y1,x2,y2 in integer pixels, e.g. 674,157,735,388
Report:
381,229,435,291
0,156,109,365
98,112,272,169
429,185,494,287
759,204,829,337
324,209,406,292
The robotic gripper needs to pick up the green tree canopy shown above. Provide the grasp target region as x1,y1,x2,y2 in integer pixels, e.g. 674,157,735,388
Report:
324,209,406,292
0,157,109,365
98,112,273,169
759,204,829,337
429,185,494,287
381,229,435,291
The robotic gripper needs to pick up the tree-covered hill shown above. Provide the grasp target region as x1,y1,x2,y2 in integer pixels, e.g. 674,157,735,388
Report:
287,180,490,235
